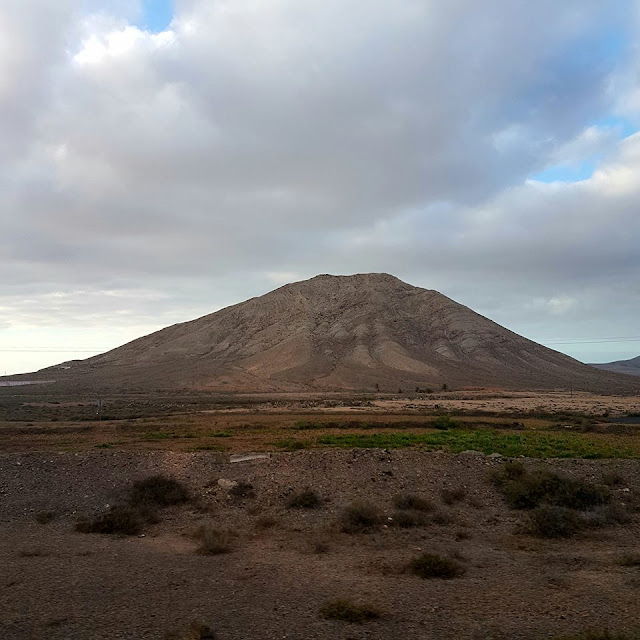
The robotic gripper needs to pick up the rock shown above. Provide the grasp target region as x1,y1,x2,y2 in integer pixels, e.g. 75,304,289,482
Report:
460,450,483,456
488,453,503,459
217,479,238,490
229,453,271,464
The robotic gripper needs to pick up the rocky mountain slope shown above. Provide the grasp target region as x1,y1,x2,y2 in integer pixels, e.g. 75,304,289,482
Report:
591,355,640,377
12,273,640,393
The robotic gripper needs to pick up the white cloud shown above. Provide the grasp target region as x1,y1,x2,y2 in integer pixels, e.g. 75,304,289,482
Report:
1,0,639,373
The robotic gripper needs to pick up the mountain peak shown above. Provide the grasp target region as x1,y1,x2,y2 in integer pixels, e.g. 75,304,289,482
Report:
29,274,637,394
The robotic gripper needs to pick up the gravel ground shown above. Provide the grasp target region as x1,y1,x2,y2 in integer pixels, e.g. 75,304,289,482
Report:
1,449,640,640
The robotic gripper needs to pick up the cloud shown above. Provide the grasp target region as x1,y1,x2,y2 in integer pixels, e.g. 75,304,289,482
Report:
1,0,640,373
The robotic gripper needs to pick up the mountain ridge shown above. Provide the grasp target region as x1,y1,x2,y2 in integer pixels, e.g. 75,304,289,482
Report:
590,355,640,377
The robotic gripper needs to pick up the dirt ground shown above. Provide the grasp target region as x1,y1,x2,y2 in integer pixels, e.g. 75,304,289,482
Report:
1,449,639,640
1,390,640,639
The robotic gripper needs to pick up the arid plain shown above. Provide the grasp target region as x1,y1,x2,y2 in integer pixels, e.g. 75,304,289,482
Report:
2,387,640,640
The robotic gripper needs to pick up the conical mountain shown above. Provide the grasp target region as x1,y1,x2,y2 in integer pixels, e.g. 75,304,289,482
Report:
30,273,639,392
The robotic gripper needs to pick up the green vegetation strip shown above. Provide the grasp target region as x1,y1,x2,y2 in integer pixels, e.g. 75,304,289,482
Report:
313,430,637,459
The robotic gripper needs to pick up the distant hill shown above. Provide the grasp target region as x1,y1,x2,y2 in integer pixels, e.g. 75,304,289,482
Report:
5,273,638,393
590,355,640,377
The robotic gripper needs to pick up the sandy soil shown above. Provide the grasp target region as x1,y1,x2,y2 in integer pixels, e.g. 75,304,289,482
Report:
2,449,640,640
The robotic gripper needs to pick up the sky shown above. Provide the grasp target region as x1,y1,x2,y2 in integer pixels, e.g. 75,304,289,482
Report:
1,0,640,376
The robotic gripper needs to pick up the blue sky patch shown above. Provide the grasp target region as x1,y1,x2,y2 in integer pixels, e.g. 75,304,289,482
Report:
592,115,638,139
138,0,173,33
531,159,599,184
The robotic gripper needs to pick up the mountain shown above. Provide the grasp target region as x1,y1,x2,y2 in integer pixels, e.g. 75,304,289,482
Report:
590,355,640,377
11,273,639,393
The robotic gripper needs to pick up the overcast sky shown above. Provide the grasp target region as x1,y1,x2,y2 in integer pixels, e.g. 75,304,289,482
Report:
2,0,640,375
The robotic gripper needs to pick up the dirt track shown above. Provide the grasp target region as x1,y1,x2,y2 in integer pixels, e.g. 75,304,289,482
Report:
2,449,640,640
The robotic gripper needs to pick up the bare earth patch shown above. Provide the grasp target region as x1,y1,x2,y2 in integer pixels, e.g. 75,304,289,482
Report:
1,447,640,639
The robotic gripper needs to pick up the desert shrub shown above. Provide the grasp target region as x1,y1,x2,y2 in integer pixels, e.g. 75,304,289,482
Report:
552,632,640,640
319,599,381,623
526,506,583,538
409,553,464,579
229,481,255,500
392,509,429,528
195,524,233,555
620,554,640,567
255,515,278,529
340,501,381,533
441,487,467,505
495,462,527,482
582,503,631,528
273,439,310,450
129,475,189,508
313,540,330,554
35,511,56,524
287,489,321,509
433,414,459,430
602,471,625,487
166,622,215,639
431,509,454,525
76,475,186,536
393,493,434,512
19,548,49,557
491,466,609,511
76,504,145,536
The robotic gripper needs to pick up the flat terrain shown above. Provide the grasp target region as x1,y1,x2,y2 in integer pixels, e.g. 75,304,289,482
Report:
1,390,640,639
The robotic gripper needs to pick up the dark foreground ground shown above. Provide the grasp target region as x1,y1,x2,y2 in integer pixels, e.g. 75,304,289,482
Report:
1,449,640,640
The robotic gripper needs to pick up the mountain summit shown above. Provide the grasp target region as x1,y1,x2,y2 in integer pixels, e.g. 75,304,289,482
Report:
33,273,638,392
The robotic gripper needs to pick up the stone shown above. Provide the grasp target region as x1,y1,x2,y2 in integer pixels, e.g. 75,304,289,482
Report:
229,453,271,464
